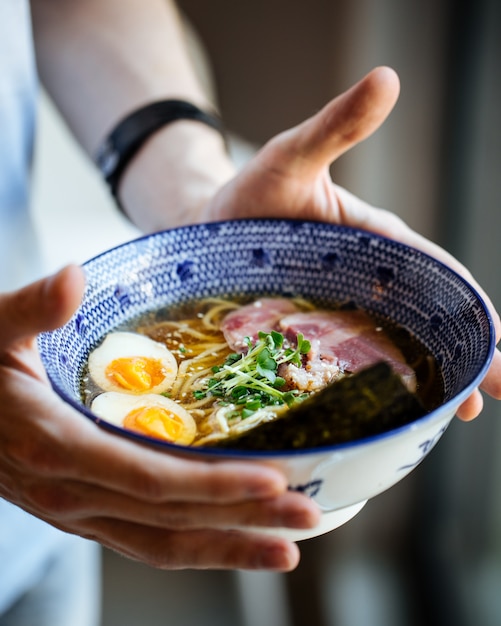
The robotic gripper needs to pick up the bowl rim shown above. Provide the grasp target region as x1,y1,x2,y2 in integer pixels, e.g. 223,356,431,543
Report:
42,218,497,459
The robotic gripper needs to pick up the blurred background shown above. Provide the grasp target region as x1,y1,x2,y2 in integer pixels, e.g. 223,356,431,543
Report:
31,0,501,624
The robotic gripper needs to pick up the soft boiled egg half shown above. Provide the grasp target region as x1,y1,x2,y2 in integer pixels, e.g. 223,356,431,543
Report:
91,392,197,445
87,331,178,395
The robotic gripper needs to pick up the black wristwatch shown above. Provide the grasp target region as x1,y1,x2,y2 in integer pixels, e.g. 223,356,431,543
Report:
95,99,225,208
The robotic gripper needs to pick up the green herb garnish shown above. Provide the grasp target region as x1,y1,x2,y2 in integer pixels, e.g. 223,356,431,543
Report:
196,330,311,418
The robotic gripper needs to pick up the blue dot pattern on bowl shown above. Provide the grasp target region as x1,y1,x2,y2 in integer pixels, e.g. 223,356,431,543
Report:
38,219,494,418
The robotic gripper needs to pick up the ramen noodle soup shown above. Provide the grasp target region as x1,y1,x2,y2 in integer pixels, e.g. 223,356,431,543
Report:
81,297,442,448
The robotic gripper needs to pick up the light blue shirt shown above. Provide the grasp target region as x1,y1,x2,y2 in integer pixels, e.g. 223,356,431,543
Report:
0,0,41,292
0,1,76,614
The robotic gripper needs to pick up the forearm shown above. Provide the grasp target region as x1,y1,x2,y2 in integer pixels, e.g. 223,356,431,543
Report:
31,0,235,231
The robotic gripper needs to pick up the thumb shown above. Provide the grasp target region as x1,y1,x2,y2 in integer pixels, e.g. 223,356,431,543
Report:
0,264,85,348
279,66,400,175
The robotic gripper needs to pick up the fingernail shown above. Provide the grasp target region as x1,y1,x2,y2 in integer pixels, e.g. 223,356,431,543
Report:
254,543,298,571
278,506,320,529
246,475,287,498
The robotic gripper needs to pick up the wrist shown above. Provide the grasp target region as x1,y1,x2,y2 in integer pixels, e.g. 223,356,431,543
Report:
117,120,235,231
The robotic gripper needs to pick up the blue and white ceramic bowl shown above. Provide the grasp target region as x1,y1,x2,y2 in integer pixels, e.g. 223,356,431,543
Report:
38,219,495,540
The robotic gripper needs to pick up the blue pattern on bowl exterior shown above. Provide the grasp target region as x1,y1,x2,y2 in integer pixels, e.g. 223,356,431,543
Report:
38,219,495,540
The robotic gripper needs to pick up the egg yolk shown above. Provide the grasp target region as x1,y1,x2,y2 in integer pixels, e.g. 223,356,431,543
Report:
106,357,166,392
123,406,184,441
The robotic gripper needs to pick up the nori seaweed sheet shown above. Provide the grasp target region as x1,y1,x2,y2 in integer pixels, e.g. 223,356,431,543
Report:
207,362,425,451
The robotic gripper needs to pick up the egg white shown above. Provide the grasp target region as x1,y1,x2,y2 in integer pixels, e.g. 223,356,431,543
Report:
87,331,178,394
91,392,197,445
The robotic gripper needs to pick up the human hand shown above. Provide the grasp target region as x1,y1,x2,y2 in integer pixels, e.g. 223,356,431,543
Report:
0,266,319,571
204,66,501,420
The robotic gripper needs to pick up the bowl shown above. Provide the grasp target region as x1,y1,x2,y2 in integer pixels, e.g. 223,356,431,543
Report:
38,219,495,540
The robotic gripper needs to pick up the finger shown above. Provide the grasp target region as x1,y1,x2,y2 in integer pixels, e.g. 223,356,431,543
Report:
80,519,301,571
3,375,291,504
456,389,484,421
71,432,291,504
278,66,400,175
478,350,501,399
0,265,85,347
19,477,320,531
